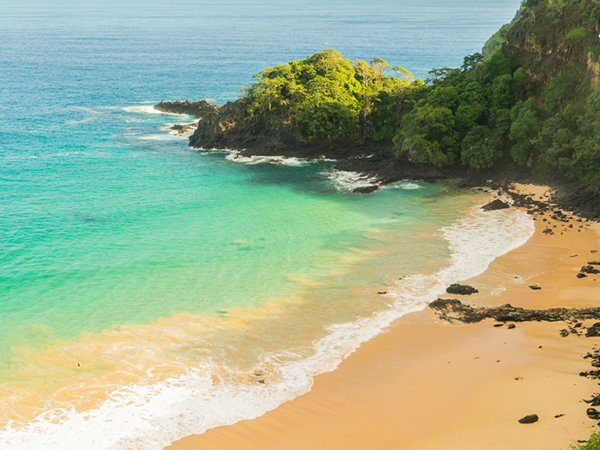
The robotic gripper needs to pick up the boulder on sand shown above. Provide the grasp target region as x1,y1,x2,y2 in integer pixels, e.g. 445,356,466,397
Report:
482,199,510,211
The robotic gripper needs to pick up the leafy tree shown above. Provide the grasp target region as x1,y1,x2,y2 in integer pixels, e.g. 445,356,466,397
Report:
543,74,577,113
569,89,600,184
392,65,414,82
396,103,457,166
461,125,503,169
509,98,542,165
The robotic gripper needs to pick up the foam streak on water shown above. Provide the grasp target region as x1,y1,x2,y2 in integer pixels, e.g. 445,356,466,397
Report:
0,206,534,450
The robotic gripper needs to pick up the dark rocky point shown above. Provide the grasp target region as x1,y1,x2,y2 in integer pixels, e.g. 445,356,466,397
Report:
507,324,516,329
482,199,510,211
154,100,220,118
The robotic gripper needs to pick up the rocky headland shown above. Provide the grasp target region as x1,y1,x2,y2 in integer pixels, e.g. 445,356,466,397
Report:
154,100,220,117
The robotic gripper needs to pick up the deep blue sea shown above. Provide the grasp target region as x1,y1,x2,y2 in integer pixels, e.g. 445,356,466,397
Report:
0,1,532,449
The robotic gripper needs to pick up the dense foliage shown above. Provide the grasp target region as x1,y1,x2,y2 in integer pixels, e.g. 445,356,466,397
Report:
567,431,600,449
244,50,411,140
239,0,600,186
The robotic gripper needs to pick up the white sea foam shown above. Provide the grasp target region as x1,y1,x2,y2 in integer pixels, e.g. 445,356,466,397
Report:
380,181,422,190
225,151,309,166
324,169,379,191
66,107,102,125
0,205,534,450
122,105,165,115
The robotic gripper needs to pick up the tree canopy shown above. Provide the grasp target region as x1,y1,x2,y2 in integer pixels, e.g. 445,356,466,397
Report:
235,0,600,186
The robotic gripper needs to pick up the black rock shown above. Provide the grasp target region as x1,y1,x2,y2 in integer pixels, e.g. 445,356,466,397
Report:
482,200,510,211
429,298,464,311
529,285,542,290
577,273,588,278
560,329,569,337
586,323,600,337
543,228,554,235
589,261,600,266
587,408,600,420
446,284,479,295
518,414,539,424
554,414,565,418
582,265,600,274
507,324,516,329
352,185,378,194
493,323,504,327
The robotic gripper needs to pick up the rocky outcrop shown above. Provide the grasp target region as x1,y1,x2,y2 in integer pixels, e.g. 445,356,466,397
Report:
482,199,510,211
428,299,600,324
170,122,199,136
154,100,220,117
446,284,479,295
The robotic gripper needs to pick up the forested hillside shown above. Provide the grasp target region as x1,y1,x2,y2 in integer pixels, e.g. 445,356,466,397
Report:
190,0,600,187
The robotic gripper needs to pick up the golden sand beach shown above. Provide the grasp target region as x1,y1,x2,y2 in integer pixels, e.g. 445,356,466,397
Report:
167,184,600,450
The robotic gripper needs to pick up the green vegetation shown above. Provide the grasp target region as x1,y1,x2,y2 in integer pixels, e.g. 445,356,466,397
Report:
482,12,520,59
234,0,600,186
243,49,410,140
568,431,600,449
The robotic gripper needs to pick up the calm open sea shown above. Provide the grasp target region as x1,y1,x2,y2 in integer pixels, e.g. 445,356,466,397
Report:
0,1,530,448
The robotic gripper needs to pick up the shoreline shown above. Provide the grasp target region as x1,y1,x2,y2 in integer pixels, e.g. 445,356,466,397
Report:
166,184,600,450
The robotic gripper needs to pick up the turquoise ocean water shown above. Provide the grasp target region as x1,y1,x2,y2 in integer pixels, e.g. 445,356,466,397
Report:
0,1,531,448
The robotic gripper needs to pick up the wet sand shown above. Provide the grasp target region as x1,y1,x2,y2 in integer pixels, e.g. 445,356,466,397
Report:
167,184,600,450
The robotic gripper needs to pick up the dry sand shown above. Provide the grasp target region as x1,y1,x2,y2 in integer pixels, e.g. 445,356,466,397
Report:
166,184,600,450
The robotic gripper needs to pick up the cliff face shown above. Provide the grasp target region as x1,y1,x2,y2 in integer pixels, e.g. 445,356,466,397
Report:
503,1,600,87
188,100,294,154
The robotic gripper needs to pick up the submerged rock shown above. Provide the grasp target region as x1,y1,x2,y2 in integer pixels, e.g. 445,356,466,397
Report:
353,185,378,194
482,199,510,211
